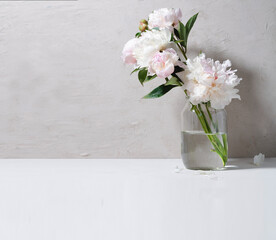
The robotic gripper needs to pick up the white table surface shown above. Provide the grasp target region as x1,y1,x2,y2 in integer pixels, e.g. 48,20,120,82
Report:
0,158,275,240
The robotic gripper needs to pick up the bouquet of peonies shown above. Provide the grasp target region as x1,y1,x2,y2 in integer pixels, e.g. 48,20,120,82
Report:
122,8,241,166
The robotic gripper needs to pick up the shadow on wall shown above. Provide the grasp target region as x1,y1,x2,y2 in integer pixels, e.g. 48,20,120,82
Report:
177,49,276,158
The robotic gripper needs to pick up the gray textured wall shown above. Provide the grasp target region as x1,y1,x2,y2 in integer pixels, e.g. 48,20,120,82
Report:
0,0,275,158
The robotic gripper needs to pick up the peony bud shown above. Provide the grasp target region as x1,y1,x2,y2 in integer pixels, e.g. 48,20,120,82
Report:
140,19,148,25
139,19,148,32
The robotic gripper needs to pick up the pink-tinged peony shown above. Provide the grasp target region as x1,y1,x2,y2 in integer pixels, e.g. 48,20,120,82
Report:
148,8,182,32
121,38,139,65
148,48,180,78
133,29,171,67
181,53,242,109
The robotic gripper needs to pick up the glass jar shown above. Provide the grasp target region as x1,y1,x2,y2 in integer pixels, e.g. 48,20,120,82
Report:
181,101,228,170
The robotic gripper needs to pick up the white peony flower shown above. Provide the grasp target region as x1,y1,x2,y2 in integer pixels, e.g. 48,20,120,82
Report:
253,153,265,166
181,53,242,109
121,38,139,65
133,29,171,67
148,8,182,32
148,48,179,78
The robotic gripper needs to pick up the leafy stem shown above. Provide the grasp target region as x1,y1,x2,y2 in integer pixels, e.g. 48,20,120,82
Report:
173,37,187,60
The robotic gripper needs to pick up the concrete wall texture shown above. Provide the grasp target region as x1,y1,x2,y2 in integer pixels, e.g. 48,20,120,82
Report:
0,0,275,158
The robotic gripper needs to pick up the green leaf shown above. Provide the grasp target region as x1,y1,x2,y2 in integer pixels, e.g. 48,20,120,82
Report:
185,13,199,35
171,73,183,82
183,13,199,47
138,68,148,85
144,74,157,83
165,77,182,86
130,67,140,75
135,32,142,38
177,13,199,49
143,84,178,99
178,21,187,48
174,28,180,39
174,66,184,73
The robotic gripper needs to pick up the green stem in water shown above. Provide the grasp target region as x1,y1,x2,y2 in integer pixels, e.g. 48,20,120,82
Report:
191,104,228,166
205,103,228,157
197,106,224,155
222,134,228,156
198,104,211,132
204,103,218,132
